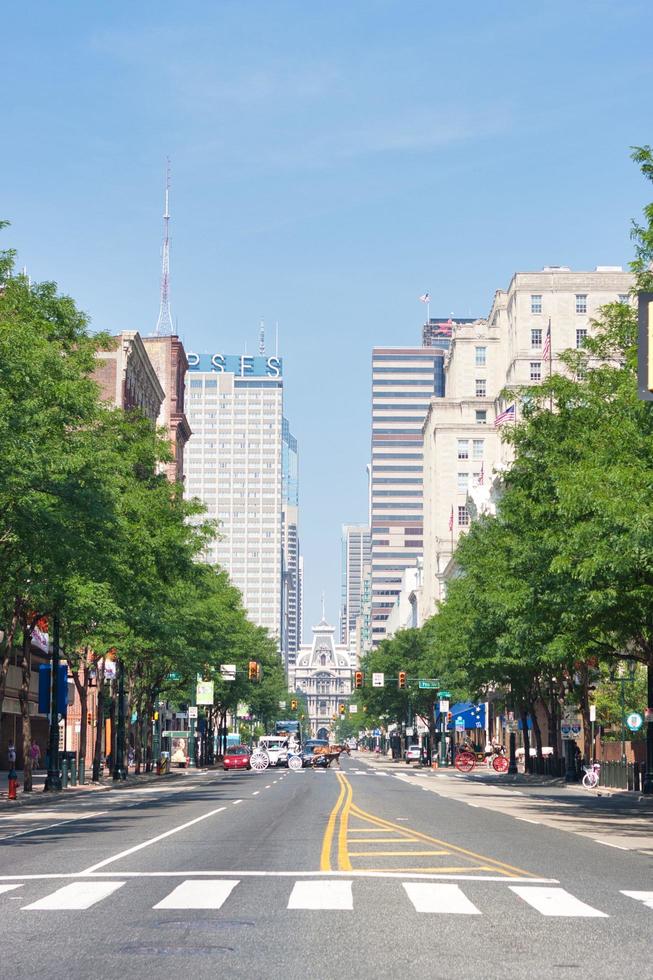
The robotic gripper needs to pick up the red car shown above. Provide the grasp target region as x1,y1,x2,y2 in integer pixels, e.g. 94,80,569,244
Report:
223,745,251,771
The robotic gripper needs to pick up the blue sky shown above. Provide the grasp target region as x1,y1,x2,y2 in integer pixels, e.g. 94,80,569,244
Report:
2,1,651,637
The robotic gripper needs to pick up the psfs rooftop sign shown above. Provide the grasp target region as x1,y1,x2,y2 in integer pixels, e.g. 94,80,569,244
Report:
187,353,282,377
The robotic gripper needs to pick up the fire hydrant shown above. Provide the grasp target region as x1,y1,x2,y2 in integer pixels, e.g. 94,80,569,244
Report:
7,768,18,801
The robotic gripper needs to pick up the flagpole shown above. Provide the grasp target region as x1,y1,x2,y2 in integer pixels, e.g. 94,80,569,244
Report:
548,316,553,412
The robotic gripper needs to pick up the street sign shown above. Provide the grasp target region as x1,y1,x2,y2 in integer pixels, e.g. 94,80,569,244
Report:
438,699,450,713
438,690,451,698
220,664,236,681
372,672,385,688
279,701,287,709
506,721,519,733
455,716,465,732
373,728,381,736
418,680,438,689
162,730,189,738
405,727,414,736
188,706,198,719
349,704,358,714
626,711,643,732
589,705,597,722
167,672,181,682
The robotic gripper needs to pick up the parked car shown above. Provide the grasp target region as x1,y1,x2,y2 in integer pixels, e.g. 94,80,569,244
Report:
223,745,252,771
404,744,422,764
301,738,329,768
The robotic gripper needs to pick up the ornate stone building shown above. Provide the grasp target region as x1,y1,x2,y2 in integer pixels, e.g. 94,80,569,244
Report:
291,612,354,740
94,331,164,424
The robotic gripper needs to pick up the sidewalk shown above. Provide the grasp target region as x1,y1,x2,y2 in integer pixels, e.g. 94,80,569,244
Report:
0,765,183,809
358,751,567,786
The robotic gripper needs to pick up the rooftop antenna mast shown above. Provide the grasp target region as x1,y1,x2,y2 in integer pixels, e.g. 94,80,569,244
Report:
155,158,174,336
259,319,266,355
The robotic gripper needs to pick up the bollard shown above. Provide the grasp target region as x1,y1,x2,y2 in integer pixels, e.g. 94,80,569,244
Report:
61,758,69,789
78,762,85,786
8,768,18,800
69,758,77,787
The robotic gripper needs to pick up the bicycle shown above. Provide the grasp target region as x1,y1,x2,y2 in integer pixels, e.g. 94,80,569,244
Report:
582,762,600,789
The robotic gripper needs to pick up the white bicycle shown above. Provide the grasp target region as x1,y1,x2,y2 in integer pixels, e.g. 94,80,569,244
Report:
582,762,600,789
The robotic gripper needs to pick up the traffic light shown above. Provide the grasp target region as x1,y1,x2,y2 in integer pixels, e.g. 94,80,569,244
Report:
355,671,363,689
398,671,407,689
87,711,92,726
290,698,298,710
248,661,258,682
339,703,346,716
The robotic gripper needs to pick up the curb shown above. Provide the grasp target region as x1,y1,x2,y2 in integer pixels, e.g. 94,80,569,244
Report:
0,769,179,811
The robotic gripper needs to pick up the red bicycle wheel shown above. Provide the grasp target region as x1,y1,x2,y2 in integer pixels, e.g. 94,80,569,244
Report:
455,751,476,773
492,755,509,773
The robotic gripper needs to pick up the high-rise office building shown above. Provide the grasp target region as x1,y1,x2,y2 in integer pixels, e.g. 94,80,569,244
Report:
340,523,371,649
281,417,301,669
184,353,284,637
370,342,451,646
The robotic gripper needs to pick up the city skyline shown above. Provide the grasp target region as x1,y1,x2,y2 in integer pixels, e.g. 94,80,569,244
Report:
2,1,651,632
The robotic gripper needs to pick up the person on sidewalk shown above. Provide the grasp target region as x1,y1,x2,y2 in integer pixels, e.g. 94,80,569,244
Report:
30,740,41,770
7,741,16,769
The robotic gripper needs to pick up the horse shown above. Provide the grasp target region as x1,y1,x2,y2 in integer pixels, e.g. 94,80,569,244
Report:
309,743,351,768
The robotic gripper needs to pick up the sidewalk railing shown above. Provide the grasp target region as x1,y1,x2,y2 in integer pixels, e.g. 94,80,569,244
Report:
527,756,566,778
599,760,646,791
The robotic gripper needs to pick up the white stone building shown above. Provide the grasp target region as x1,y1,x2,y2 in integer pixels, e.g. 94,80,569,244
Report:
421,267,634,620
291,613,354,740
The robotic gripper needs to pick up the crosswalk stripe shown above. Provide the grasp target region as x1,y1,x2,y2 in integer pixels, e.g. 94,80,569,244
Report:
621,891,653,910
22,881,125,911
287,880,353,910
403,882,481,915
509,886,607,917
0,884,21,896
153,879,238,910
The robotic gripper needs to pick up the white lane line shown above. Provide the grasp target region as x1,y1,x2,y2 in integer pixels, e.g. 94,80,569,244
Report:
621,891,653,910
265,785,272,789
466,803,480,808
232,800,242,806
517,818,540,825
153,879,238,910
22,881,125,911
594,840,628,850
79,806,227,874
509,887,608,917
287,880,353,910
252,791,260,796
0,811,109,842
403,882,481,915
0,884,21,895
0,870,557,883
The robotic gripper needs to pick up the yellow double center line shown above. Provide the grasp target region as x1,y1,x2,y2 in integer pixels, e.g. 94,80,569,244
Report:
320,771,353,871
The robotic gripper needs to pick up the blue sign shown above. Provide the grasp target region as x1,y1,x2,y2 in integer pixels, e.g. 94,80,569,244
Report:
373,728,381,736
38,664,68,717
187,353,282,377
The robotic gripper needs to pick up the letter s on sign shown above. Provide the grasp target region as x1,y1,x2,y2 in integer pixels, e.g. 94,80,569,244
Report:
266,356,281,377
211,354,225,372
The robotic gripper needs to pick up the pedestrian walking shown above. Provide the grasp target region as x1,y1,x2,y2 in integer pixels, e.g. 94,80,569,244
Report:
30,739,41,770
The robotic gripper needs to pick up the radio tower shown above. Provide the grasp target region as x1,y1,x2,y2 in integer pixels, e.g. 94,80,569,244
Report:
154,158,174,336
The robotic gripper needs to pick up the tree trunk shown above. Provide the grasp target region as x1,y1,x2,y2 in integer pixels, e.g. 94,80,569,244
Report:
519,705,531,773
548,681,559,758
144,690,154,772
72,652,89,778
577,665,591,763
529,699,544,760
92,664,106,782
19,625,33,792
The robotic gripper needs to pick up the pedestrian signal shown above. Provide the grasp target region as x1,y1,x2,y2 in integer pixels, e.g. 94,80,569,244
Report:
290,698,298,710
398,671,407,689
248,661,259,682
355,671,363,689
339,703,346,715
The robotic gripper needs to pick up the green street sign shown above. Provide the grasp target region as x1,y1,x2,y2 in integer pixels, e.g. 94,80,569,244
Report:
438,690,451,698
418,680,439,689
167,672,181,681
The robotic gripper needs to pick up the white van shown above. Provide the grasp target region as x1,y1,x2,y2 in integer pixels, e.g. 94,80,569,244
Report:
257,736,289,767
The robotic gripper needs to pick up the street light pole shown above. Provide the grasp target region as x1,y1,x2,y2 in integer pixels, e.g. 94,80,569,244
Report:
643,662,653,794
44,614,62,792
112,659,127,781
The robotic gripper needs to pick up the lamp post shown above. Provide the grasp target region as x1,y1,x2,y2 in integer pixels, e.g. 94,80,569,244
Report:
610,661,636,764
112,659,127,781
44,615,62,792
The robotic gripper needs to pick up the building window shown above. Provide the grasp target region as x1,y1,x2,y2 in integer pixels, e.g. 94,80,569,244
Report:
472,439,484,460
475,410,487,425
457,472,469,492
531,295,542,314
458,506,470,526
475,346,487,367
576,328,588,348
618,293,629,304
530,361,542,382
457,439,469,460
475,379,486,398
531,328,542,348
575,294,587,314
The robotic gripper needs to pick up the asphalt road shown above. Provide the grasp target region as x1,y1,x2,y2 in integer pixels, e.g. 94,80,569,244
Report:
1,756,652,979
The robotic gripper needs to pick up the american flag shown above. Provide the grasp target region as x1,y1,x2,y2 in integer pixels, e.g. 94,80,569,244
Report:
419,293,430,303
542,320,551,361
448,505,454,532
478,462,484,486
494,404,515,428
